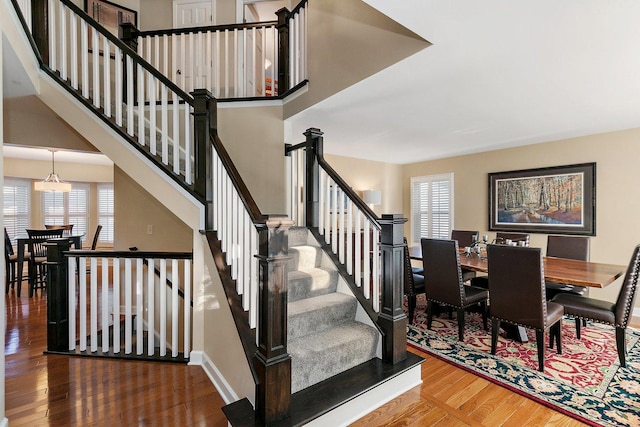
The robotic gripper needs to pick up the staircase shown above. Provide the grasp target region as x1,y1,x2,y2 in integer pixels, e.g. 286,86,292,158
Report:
287,227,379,392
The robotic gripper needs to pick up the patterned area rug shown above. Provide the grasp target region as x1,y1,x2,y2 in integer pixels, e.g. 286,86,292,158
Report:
406,295,640,427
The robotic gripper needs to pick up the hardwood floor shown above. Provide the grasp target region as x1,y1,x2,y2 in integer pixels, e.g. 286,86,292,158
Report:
5,290,595,426
5,291,229,426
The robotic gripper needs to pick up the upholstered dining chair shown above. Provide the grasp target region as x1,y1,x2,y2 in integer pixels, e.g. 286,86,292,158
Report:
495,232,530,246
451,230,479,282
545,235,590,300
552,244,640,368
421,238,489,341
26,228,64,296
4,228,31,295
404,238,425,325
487,244,564,372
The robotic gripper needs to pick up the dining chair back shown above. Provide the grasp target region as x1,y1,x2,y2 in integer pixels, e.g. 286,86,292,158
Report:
545,235,590,300
451,230,479,248
26,228,64,296
90,225,102,250
421,238,488,340
495,232,530,246
487,244,563,371
451,230,479,282
404,238,425,325
45,224,73,236
5,228,16,294
552,244,640,367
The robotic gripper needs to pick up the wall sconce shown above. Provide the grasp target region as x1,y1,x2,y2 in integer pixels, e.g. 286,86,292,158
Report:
363,189,381,208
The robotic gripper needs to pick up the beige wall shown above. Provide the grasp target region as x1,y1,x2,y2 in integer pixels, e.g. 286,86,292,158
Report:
324,153,403,216
4,96,98,152
283,0,429,119
403,128,640,308
138,0,241,31
114,166,192,252
218,104,286,213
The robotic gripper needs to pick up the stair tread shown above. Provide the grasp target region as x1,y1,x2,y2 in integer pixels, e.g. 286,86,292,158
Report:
288,293,357,339
288,321,378,353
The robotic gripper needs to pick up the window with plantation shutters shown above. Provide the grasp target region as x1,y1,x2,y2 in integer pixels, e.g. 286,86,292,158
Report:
97,183,114,244
42,183,90,241
3,178,31,246
410,173,453,244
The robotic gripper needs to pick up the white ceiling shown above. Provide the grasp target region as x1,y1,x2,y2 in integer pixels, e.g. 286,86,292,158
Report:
287,0,640,164
4,145,113,165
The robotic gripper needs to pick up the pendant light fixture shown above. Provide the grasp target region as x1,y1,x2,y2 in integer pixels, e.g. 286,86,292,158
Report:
34,149,72,192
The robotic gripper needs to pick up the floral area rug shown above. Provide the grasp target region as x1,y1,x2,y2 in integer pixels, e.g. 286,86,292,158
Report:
405,295,640,426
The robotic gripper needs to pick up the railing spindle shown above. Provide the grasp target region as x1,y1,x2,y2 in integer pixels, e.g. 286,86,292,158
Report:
101,257,109,352
90,257,98,352
125,258,132,354
136,258,144,355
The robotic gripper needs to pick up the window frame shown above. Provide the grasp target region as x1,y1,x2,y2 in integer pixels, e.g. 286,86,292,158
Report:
410,173,454,245
3,177,32,246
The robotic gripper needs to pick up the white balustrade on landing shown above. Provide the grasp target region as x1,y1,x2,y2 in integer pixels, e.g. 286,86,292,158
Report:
44,0,195,184
211,144,260,336
67,254,193,360
138,23,279,99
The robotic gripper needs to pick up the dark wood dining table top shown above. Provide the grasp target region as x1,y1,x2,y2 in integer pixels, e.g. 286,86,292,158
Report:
409,245,625,288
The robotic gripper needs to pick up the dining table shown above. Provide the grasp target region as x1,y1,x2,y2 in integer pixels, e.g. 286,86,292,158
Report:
408,244,626,341
15,233,85,294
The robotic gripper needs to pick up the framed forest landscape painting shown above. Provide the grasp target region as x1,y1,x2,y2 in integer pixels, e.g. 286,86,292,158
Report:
489,163,596,235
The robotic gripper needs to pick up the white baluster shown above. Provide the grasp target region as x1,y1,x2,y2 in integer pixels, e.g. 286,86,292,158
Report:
68,256,76,351
250,228,258,332
184,104,192,184
325,174,331,244
90,257,98,352
81,20,88,98
172,259,179,358
70,13,78,89
113,258,120,353
115,47,123,126
149,75,157,155
79,257,87,351
331,181,338,253
319,168,325,233
160,259,167,357
372,227,380,312
206,31,212,92
137,64,145,146
161,85,168,165
126,56,134,136
147,258,155,356
224,29,230,98
92,29,100,108
184,259,191,358
59,4,66,81
231,190,238,281
136,258,144,355
48,0,55,70
101,257,109,353
172,91,179,174
363,221,370,298
347,200,353,274
355,211,362,286
103,37,111,117
125,258,132,354
339,188,345,263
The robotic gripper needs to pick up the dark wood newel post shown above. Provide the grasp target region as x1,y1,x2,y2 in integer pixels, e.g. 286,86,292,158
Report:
254,215,293,424
304,128,323,228
276,8,291,94
31,0,49,64
192,89,216,230
377,214,408,364
45,238,70,353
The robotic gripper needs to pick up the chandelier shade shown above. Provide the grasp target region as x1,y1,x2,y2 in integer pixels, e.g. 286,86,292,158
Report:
34,150,72,192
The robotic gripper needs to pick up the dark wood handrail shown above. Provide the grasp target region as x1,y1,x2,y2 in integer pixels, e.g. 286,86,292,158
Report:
290,0,308,16
9,0,44,64
285,139,381,229
211,134,265,224
64,250,193,259
56,0,194,105
137,21,277,38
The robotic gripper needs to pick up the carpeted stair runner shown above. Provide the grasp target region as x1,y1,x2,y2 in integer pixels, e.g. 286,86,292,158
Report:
287,227,379,393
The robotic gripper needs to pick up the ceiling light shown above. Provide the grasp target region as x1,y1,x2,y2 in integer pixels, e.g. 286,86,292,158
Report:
34,149,72,192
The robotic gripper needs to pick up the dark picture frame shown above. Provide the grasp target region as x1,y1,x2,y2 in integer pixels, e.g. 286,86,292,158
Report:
489,163,596,236
84,0,137,38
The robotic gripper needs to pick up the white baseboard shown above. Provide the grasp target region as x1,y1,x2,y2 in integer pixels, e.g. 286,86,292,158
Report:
306,365,423,427
0,417,8,427
196,351,240,405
